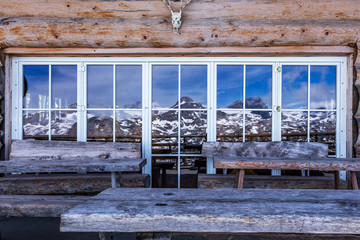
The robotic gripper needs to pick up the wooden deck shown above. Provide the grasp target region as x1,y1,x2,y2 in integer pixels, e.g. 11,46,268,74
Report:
61,188,360,234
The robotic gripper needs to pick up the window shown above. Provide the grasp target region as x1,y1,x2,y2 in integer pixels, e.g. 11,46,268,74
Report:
12,57,347,187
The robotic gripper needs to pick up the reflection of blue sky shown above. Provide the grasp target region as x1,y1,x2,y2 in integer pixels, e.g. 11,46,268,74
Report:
52,65,77,109
116,66,142,108
152,65,178,108
87,65,113,108
23,65,49,109
282,66,308,109
217,65,243,108
246,65,272,108
181,65,207,107
310,66,336,109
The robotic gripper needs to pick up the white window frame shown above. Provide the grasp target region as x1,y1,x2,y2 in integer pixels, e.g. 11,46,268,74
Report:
11,56,348,184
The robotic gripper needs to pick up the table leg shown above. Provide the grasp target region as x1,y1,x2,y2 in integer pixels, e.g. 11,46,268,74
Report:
351,171,359,190
234,169,245,189
111,172,117,188
334,171,340,190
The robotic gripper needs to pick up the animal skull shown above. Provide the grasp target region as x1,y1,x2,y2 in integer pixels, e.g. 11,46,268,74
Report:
171,10,182,32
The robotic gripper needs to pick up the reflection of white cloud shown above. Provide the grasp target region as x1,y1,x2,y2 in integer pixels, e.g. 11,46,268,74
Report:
310,81,336,109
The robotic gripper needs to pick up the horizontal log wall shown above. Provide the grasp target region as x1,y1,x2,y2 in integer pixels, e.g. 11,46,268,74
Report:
0,0,359,48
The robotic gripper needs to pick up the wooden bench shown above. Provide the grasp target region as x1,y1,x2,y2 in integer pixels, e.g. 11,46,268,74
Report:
0,139,146,217
60,188,360,237
202,141,360,190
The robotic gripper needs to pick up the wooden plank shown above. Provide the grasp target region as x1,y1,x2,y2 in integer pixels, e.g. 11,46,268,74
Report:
0,174,150,194
60,188,360,234
3,46,355,56
1,0,360,21
202,142,328,159
0,158,146,173
1,17,360,48
213,157,360,171
9,140,141,160
0,195,89,217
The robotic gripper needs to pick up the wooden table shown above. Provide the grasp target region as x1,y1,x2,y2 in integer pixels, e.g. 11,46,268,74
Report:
61,188,360,234
0,158,146,188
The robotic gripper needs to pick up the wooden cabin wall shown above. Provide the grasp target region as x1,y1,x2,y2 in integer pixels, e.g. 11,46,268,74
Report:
0,50,4,160
0,0,359,159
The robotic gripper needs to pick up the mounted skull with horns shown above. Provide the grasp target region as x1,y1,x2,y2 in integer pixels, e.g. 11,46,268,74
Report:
163,0,192,32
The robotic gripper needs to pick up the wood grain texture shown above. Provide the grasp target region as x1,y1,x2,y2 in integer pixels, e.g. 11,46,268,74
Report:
0,195,89,217
60,188,360,234
213,157,360,171
9,140,141,160
354,47,360,157
202,141,328,159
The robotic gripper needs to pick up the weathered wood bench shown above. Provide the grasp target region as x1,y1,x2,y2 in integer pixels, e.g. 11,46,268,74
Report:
0,139,146,217
60,188,360,237
202,141,360,190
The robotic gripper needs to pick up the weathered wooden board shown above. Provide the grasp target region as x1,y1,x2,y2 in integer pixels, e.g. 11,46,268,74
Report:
202,142,328,159
9,140,141,160
0,195,89,217
0,173,150,194
1,17,360,48
213,157,360,171
1,0,360,21
0,158,146,174
197,174,347,190
61,188,360,234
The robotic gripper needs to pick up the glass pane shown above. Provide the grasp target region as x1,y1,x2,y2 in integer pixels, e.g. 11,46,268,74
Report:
181,65,207,108
217,65,243,109
23,65,49,109
87,65,113,108
217,110,243,142
281,112,307,142
245,111,272,142
116,65,142,109
180,111,207,154
23,110,49,140
152,65,178,108
282,66,308,109
51,65,77,109
87,110,113,142
310,66,336,109
245,65,272,109
152,156,178,188
51,110,77,141
181,157,204,188
115,110,142,143
310,111,336,155
152,110,178,154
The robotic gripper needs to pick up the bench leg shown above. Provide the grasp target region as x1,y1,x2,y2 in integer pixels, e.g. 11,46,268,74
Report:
111,172,117,188
351,171,359,190
334,171,340,190
234,169,245,189
136,232,172,240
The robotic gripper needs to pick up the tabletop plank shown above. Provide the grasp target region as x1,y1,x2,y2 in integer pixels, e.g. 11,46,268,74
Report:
60,188,360,234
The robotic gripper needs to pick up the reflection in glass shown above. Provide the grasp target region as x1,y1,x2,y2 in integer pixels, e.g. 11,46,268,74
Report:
281,112,307,142
115,111,142,143
282,66,308,109
217,110,243,142
51,65,77,109
23,110,49,140
23,65,49,109
217,65,243,109
180,157,205,188
152,110,178,154
51,111,77,141
310,111,336,155
152,65,178,108
310,66,336,109
245,111,272,142
116,65,142,109
181,65,207,108
87,110,113,142
245,65,272,109
152,156,178,188
87,65,113,108
180,111,207,154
